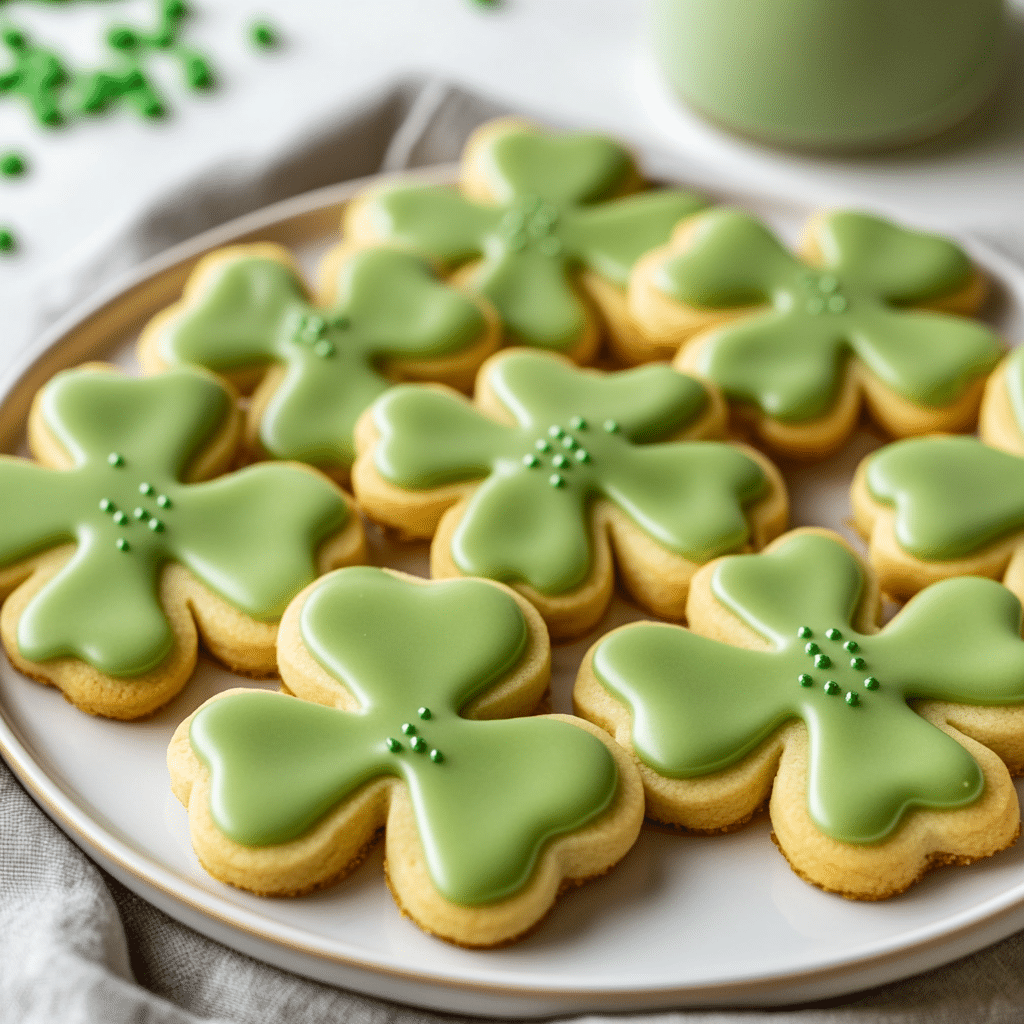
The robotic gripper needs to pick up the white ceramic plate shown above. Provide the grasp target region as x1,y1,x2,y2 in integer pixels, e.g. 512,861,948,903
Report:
3,172,1024,1018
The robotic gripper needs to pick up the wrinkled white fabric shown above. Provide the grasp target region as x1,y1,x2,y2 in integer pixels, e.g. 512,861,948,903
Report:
4,80,1024,1024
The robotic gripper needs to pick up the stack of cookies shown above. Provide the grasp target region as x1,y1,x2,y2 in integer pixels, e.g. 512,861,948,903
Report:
3,117,1023,946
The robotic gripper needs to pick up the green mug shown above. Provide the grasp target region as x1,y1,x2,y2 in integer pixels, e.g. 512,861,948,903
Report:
653,0,1008,150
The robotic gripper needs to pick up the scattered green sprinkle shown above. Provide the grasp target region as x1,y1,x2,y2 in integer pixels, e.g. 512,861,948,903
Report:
797,626,813,639
823,680,840,695
157,494,172,508
1,152,26,177
805,642,819,655
549,473,565,488
850,656,866,670
113,511,128,525
430,749,443,763
535,439,550,453
603,419,619,433
133,507,148,520
575,449,591,463
798,673,813,687
552,454,569,469
401,722,416,736
845,691,860,706
250,21,278,49
386,737,401,753
139,482,155,495
411,736,427,753
99,498,113,512
148,518,164,532
843,640,859,653
108,452,124,467
814,654,832,670
825,628,842,641
548,425,564,438
116,538,130,552
864,677,880,690
417,707,431,720
570,416,586,430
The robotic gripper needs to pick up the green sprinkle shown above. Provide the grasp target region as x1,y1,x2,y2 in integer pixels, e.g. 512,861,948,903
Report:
814,654,832,670
411,736,427,753
139,482,155,495
552,454,570,469
430,749,443,763
844,640,859,653
250,21,279,49
549,474,565,488
561,435,577,449
313,339,335,358
157,494,172,508
133,507,148,521
575,449,591,463
603,419,620,433
824,680,840,695
570,416,587,430
535,439,551,452
113,511,128,525
1,152,25,177
797,626,813,639
386,737,401,753
0,230,15,253
108,452,124,467
825,628,842,641
818,274,838,293
805,642,819,655
522,454,539,468
401,722,416,736
148,518,164,532
864,677,880,690
108,27,137,50
185,55,213,90
418,707,431,720
845,691,860,706
116,538,130,552
548,425,564,438
798,673,813,687
99,498,113,513
850,656,866,670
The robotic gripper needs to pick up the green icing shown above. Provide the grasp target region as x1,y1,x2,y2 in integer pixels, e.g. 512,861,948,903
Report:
371,351,767,595
866,435,1024,560
655,209,1000,422
593,532,1024,844
159,248,486,470
0,367,348,677
189,568,618,905
365,123,706,350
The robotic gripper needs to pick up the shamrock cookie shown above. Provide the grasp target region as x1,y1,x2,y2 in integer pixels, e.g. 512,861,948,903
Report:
345,117,707,364
854,347,1024,602
139,243,499,478
628,208,1000,456
168,567,643,947
0,365,366,719
576,530,1024,899
352,349,787,639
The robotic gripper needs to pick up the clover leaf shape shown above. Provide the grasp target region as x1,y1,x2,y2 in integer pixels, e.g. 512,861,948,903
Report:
855,346,1024,603
0,365,364,719
578,529,1024,899
345,117,707,363
352,350,786,639
170,567,642,947
628,207,1001,455
139,243,498,476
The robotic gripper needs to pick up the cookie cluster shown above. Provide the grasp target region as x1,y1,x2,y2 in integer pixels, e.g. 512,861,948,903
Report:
3,117,1022,945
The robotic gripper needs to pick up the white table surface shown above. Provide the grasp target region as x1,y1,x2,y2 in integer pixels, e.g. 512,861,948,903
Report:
2,0,1023,370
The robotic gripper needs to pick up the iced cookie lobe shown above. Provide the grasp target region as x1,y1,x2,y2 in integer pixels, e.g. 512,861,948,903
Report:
172,568,643,945
0,366,362,717
577,531,1024,897
140,244,495,472
347,118,707,361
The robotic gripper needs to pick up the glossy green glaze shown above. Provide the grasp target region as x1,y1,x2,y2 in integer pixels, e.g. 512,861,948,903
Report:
0,367,348,676
866,435,1024,560
157,248,486,470
365,124,706,350
190,568,618,905
593,533,1024,843
371,351,767,595
655,209,1000,422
